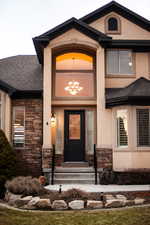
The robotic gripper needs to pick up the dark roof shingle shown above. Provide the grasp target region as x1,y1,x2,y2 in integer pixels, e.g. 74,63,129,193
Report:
106,77,150,107
0,55,42,91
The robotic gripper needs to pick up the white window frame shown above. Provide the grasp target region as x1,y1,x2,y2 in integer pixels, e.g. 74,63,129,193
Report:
112,106,133,151
12,106,25,148
106,49,134,76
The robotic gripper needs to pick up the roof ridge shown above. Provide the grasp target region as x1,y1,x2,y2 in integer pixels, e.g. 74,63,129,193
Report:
0,55,37,61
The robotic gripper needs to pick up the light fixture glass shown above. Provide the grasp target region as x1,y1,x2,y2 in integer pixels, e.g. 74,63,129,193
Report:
51,113,56,127
64,80,83,95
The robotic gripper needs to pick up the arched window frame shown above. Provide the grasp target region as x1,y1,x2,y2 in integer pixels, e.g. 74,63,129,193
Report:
105,14,121,34
52,46,96,100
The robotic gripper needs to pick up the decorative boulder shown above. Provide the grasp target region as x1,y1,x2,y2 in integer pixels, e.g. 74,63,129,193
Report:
116,195,127,200
22,196,33,201
52,200,68,210
69,200,84,210
27,197,40,209
105,199,124,208
134,198,145,205
116,194,127,206
36,199,51,209
87,200,103,209
105,194,114,200
5,192,22,205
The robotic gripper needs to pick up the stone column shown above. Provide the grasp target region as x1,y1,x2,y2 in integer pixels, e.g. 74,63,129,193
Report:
42,46,52,172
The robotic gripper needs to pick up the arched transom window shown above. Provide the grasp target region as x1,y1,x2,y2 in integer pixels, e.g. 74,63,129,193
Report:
54,52,95,98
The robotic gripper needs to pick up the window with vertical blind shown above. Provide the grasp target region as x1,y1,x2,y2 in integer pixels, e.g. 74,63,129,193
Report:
13,107,25,147
117,109,128,147
106,50,134,75
137,109,150,146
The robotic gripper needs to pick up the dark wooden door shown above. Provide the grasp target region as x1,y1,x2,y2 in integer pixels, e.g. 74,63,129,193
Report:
64,110,85,162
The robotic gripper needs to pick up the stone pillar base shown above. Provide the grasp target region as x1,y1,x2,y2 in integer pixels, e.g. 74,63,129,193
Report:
96,148,113,170
42,148,53,169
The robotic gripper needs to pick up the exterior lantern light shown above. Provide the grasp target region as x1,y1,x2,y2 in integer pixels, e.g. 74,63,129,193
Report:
51,112,56,127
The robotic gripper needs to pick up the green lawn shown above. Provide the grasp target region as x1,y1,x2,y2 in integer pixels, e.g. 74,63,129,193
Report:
0,206,150,225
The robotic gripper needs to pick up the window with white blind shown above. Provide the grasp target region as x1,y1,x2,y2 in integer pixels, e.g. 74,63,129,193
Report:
13,107,25,147
106,50,134,75
137,109,150,146
117,109,128,147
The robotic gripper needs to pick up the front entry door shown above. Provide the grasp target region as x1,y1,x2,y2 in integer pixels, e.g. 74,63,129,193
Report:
64,110,85,162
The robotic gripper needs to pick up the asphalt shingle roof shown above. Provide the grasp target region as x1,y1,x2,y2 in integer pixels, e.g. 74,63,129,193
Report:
0,55,42,91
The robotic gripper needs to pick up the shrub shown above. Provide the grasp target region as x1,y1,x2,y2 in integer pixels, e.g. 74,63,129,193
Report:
0,129,17,198
61,188,88,203
5,176,47,196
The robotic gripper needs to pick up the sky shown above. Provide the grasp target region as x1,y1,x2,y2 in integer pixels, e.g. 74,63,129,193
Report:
0,0,150,59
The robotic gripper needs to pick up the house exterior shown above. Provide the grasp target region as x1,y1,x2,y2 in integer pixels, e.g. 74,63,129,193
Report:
0,1,150,183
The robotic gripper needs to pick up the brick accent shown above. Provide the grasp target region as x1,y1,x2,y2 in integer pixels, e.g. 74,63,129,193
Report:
96,148,113,169
12,99,43,177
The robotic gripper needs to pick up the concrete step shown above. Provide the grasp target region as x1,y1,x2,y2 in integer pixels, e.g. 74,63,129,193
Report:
61,162,89,167
54,178,95,184
54,166,96,184
55,167,94,173
54,172,95,179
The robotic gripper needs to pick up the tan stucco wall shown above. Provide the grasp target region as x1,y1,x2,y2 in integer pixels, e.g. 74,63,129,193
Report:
113,151,150,171
90,12,150,40
50,28,99,49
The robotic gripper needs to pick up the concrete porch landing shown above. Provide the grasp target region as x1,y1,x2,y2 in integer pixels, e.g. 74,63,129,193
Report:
45,184,150,193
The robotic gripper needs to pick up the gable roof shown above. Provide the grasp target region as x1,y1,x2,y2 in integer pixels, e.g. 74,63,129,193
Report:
33,17,111,64
0,55,43,98
81,1,150,32
106,77,150,107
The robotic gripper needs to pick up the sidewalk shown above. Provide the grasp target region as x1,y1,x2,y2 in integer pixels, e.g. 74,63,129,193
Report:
45,184,150,192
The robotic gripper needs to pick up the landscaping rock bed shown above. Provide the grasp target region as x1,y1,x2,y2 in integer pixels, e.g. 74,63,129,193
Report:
4,190,150,211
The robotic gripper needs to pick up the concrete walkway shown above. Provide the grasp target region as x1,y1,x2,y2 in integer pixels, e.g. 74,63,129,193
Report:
45,184,150,193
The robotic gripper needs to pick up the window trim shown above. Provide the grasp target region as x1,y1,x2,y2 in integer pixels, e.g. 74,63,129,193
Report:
52,48,96,101
12,106,25,148
105,14,121,34
106,49,136,77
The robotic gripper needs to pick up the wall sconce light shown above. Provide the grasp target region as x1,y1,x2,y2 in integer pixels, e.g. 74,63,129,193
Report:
51,112,56,127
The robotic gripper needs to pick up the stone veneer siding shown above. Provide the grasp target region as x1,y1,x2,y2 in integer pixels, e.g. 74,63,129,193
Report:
96,148,113,169
12,99,43,177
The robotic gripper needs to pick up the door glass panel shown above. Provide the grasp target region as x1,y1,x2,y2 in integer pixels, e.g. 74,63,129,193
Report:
69,114,80,139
